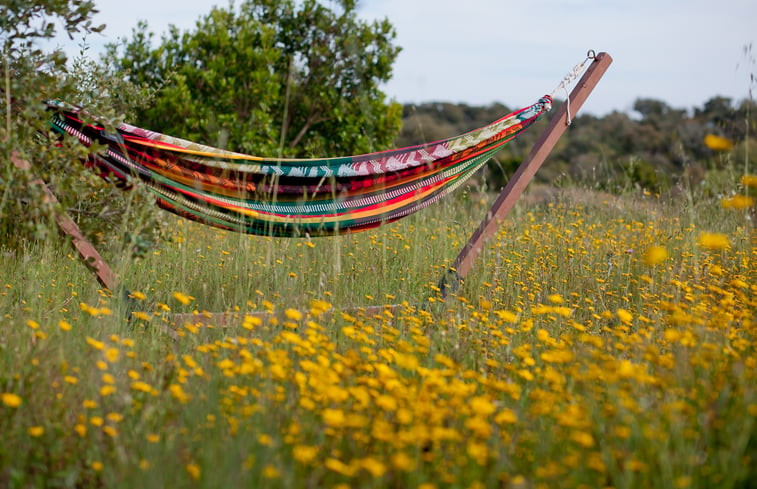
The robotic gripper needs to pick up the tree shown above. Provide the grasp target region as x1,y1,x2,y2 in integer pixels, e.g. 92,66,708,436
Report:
107,0,403,158
0,1,161,254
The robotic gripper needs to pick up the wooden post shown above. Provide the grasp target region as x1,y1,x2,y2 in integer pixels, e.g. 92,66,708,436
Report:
11,152,117,290
441,52,613,296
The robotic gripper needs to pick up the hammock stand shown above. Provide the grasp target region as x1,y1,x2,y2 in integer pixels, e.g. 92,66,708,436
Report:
18,52,612,326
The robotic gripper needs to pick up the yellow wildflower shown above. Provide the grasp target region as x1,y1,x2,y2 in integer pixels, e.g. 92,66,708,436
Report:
360,457,387,477
494,408,518,425
552,306,573,317
617,309,633,325
467,440,489,464
741,174,757,188
104,348,119,363
131,381,153,393
309,299,332,317
322,408,346,427
91,461,103,472
28,426,44,437
284,308,303,321
85,336,105,351
2,393,22,408
172,291,194,305
242,317,261,331
325,458,356,477
292,445,319,464
262,465,280,479
106,413,123,423
697,232,730,250
536,329,551,343
704,134,733,151
391,452,414,471
664,328,682,342
257,434,273,446
132,311,152,321
618,360,635,379
469,396,496,417
186,463,201,480
643,245,668,266
614,425,631,439
571,431,595,448
376,395,398,411
495,310,518,323
721,194,754,209
169,384,189,402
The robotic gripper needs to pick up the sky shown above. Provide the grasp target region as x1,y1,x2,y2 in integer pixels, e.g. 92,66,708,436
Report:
53,0,757,116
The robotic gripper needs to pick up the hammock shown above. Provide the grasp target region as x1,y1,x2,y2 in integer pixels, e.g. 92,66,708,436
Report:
48,96,552,237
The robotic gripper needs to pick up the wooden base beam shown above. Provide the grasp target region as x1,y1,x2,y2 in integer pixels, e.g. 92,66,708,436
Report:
171,302,415,328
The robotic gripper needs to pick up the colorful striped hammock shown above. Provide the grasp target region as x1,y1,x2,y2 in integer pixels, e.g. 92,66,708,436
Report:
49,95,552,237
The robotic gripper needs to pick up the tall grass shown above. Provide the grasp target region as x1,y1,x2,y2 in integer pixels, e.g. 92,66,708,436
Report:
0,169,754,488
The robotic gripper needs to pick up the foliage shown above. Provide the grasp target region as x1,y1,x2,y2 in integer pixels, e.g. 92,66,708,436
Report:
397,96,757,193
0,0,164,256
107,0,403,157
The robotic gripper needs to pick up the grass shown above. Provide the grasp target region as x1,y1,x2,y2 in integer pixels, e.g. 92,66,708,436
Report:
0,173,755,488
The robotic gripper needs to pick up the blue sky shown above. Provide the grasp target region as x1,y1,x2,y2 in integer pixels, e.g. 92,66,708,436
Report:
58,0,756,115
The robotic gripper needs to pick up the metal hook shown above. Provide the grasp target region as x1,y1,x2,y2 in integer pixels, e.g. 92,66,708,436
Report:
587,49,597,59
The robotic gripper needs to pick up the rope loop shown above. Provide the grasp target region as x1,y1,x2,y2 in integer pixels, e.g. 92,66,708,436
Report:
549,51,595,125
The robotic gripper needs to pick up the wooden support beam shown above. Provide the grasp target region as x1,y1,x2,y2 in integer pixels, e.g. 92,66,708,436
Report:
441,52,613,296
11,152,117,290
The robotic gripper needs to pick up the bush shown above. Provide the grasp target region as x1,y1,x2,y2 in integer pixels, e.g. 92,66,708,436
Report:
0,1,164,257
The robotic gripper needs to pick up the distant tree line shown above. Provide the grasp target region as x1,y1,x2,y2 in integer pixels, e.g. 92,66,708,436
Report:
397,96,756,193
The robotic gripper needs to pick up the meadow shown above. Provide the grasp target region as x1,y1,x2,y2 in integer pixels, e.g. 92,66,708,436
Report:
0,170,754,488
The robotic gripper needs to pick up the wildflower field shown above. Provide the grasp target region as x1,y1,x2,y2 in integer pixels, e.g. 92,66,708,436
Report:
1,176,755,489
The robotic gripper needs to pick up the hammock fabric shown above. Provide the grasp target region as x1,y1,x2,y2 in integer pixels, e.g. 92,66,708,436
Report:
49,95,552,237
